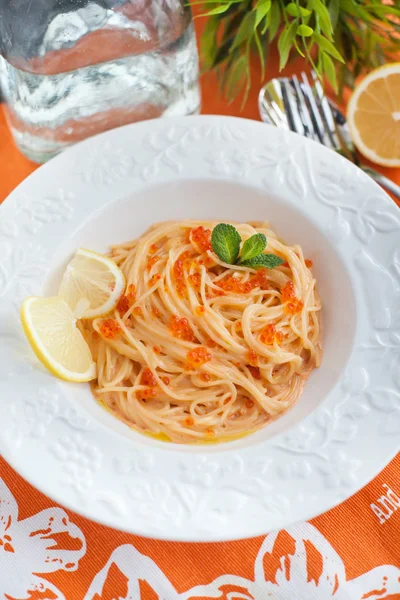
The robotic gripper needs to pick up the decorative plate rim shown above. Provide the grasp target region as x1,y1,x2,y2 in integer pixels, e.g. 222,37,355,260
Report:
0,115,399,541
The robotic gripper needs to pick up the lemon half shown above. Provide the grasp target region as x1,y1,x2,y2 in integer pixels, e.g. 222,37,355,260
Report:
21,296,96,382
59,248,126,319
347,63,400,167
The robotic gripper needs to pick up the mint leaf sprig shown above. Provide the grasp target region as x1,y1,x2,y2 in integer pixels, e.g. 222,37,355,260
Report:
211,223,284,270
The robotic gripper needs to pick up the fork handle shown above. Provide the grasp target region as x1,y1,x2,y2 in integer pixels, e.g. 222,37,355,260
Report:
361,166,400,200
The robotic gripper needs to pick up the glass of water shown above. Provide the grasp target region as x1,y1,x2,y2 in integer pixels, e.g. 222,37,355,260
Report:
0,0,200,163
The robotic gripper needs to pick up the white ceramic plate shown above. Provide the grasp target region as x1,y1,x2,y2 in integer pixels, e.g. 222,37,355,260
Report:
0,116,399,541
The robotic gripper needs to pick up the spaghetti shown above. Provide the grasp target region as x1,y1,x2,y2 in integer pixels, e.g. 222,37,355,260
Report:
80,221,322,443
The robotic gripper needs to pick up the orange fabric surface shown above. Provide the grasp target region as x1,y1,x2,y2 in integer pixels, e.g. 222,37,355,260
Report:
1,26,400,600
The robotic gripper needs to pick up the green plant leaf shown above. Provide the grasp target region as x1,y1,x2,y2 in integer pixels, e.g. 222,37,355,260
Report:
328,0,340,30
308,0,333,39
268,1,281,41
297,24,313,37
312,32,345,62
278,19,298,70
286,2,312,18
255,0,271,27
230,10,256,51
253,29,266,80
322,51,338,94
211,224,242,264
242,253,285,269
200,3,232,17
239,233,267,263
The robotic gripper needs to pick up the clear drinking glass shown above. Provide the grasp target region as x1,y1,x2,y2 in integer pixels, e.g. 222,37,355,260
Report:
0,0,200,163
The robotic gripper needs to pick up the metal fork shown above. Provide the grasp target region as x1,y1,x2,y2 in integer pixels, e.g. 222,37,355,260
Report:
259,72,400,199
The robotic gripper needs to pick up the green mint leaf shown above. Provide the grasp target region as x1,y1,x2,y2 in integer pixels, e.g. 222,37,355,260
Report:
242,253,285,270
239,233,267,263
211,223,242,264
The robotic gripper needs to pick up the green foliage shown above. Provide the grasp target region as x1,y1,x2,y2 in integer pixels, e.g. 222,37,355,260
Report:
196,0,400,102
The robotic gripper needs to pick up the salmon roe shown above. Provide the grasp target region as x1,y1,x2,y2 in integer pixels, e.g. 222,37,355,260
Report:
247,349,259,367
116,295,130,315
161,376,170,385
190,226,212,253
148,274,161,287
153,345,161,354
141,368,157,387
201,373,211,381
173,256,187,298
133,306,143,317
245,398,254,409
218,268,269,294
152,307,161,318
117,284,136,315
170,316,196,342
305,259,313,268
148,244,159,255
188,272,201,290
99,319,121,339
186,347,212,368
260,324,284,345
285,298,304,314
126,284,136,302
248,365,261,379
281,281,303,314
282,281,296,301
195,305,205,316
184,416,194,427
138,387,158,400
146,255,160,271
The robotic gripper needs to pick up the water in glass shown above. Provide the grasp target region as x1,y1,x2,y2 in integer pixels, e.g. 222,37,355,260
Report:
0,1,200,163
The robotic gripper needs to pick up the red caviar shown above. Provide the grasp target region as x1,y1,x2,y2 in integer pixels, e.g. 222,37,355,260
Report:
248,365,261,379
170,316,196,342
133,306,143,317
195,305,205,316
139,387,158,400
161,376,170,385
201,373,211,381
173,257,187,298
116,295,130,315
282,281,296,301
188,272,201,290
186,347,212,368
184,416,194,427
141,368,157,387
153,345,161,354
99,319,121,339
205,337,218,348
117,283,136,315
245,398,254,409
218,268,269,295
146,255,160,271
260,324,284,345
149,244,159,255
247,350,259,367
148,274,161,287
285,298,304,314
205,428,214,436
152,307,161,318
281,281,303,314
190,226,212,253
305,259,313,268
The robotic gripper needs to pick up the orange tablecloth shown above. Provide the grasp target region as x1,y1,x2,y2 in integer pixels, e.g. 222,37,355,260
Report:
1,42,400,600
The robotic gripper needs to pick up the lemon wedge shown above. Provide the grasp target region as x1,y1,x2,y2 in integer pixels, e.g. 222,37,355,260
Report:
58,248,126,319
347,63,400,167
21,296,96,382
